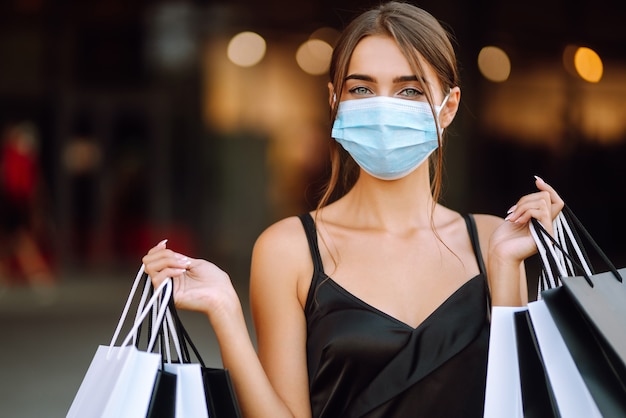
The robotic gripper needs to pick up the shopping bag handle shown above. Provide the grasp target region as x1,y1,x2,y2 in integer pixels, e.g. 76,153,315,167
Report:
133,271,191,365
161,302,184,364
106,265,166,349
530,204,622,287
123,277,172,352
109,264,148,349
107,276,173,358
130,270,159,348
531,216,585,288
166,297,208,367
560,205,616,278
128,271,185,366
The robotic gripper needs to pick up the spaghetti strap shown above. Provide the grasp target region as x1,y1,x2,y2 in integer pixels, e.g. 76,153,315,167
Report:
464,213,492,319
464,213,487,277
298,213,324,275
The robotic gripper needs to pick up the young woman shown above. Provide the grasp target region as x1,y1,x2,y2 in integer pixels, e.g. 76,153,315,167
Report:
143,2,563,417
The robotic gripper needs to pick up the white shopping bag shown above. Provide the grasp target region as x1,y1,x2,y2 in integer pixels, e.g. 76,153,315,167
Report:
159,305,209,418
164,363,209,418
527,299,602,418
483,306,526,418
67,267,173,418
67,345,161,417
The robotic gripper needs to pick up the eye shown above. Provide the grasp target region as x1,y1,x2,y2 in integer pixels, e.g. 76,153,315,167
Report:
349,86,373,96
398,87,423,98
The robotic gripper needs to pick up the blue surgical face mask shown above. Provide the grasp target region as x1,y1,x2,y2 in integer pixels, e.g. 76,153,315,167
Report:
331,95,449,180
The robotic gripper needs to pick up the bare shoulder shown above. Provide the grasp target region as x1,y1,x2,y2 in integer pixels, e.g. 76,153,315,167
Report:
253,215,309,264
251,215,313,305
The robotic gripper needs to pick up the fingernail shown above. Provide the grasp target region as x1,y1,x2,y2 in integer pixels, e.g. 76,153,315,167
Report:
176,254,191,266
158,239,168,247
507,205,517,214
534,175,544,183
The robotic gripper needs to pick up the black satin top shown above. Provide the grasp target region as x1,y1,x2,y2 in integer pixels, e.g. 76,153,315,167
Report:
299,214,491,418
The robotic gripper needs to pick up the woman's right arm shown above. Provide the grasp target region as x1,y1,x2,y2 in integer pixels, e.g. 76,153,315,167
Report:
142,217,312,418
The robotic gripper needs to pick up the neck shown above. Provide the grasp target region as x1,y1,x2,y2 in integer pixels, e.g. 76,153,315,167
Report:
341,165,436,233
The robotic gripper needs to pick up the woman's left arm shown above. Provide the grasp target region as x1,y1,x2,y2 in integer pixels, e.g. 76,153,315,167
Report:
485,177,564,306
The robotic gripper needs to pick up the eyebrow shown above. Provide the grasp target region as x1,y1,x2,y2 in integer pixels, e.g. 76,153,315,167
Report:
345,73,376,82
344,74,424,84
394,75,420,83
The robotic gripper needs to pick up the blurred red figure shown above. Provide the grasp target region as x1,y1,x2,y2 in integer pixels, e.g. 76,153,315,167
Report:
0,121,55,289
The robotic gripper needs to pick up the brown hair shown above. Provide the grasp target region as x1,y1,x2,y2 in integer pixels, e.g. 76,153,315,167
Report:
317,1,460,210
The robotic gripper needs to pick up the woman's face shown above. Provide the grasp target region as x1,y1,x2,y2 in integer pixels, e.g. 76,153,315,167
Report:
341,35,444,105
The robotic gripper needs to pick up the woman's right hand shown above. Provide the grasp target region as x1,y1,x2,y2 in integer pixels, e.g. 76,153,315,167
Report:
142,240,241,321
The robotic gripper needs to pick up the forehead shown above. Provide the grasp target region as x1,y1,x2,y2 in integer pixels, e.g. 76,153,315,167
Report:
347,35,438,84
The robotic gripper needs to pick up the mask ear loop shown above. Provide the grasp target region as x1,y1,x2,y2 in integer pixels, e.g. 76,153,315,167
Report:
435,93,451,133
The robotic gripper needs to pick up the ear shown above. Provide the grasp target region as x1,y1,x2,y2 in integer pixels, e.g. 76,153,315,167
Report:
439,86,461,130
328,82,337,108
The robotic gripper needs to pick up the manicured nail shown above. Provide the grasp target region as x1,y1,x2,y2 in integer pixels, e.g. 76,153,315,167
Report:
176,254,191,266
157,239,168,247
507,205,517,214
534,175,544,183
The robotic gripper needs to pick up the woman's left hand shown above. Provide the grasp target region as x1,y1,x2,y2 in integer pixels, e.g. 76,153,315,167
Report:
490,176,564,265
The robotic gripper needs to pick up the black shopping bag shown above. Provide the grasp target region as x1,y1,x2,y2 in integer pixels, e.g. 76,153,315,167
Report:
147,369,178,418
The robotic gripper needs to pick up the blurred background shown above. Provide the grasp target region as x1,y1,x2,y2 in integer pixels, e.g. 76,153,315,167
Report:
0,0,624,416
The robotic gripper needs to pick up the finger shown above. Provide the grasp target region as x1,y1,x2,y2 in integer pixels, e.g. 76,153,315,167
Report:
143,249,192,276
153,267,188,283
534,176,564,213
505,196,551,225
505,191,549,217
146,259,192,287
143,247,190,266
510,206,552,226
505,176,563,222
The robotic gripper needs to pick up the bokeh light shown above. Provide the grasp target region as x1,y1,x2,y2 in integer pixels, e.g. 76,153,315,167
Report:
296,39,333,75
227,31,266,67
574,47,603,83
477,46,511,83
